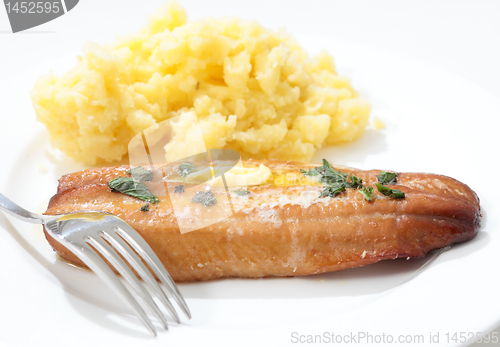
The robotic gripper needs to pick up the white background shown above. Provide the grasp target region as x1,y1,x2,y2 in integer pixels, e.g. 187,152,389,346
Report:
1,1,499,346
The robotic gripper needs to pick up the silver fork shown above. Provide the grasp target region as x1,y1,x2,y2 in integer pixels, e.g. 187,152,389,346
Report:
0,193,191,336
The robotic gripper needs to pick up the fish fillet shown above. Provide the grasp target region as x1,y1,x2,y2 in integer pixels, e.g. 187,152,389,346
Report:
43,159,481,282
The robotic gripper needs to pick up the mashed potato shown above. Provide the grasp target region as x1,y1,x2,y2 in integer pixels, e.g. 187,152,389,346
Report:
31,0,370,165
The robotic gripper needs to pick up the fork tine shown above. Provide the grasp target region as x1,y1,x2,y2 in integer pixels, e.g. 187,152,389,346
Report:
114,225,192,319
65,240,157,336
99,229,181,324
85,236,170,330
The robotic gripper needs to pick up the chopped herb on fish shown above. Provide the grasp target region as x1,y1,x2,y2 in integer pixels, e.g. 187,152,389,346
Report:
301,159,404,201
319,160,348,185
377,171,399,185
319,182,346,198
359,186,374,201
390,189,405,199
192,190,217,207
140,203,150,212
233,189,250,196
174,184,184,193
376,183,405,199
346,174,363,189
299,168,321,176
179,162,197,177
108,177,159,203
126,166,154,181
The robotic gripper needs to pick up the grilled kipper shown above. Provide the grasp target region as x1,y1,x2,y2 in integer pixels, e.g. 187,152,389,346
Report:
44,159,480,282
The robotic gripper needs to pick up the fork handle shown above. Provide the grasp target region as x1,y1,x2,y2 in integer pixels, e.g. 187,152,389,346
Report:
0,193,44,224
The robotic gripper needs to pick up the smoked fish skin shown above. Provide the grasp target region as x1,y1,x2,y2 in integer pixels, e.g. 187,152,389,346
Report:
44,160,480,282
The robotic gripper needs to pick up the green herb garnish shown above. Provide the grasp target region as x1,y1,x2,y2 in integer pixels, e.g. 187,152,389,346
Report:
390,189,405,199
300,159,351,199
359,186,374,201
319,159,349,185
300,168,321,176
376,183,405,199
318,158,333,172
126,166,154,181
108,177,159,203
192,190,217,207
140,203,150,212
299,159,403,202
179,162,197,177
376,171,399,185
346,174,363,189
233,189,250,196
375,183,393,196
319,182,346,198
174,184,184,193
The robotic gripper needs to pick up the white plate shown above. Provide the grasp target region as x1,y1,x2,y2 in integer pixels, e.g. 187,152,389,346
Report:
0,36,499,347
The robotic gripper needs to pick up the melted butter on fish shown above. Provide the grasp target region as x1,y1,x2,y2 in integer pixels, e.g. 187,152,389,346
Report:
232,186,332,213
163,161,328,212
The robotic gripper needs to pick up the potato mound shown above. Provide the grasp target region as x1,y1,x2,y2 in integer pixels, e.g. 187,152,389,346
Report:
31,0,370,165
